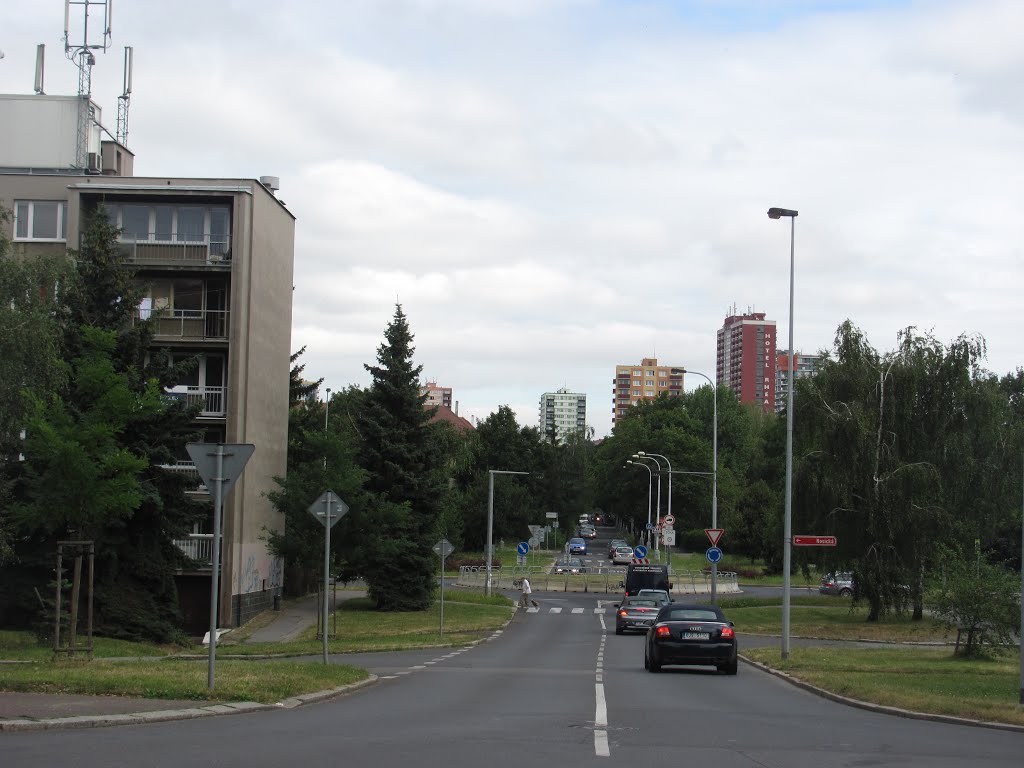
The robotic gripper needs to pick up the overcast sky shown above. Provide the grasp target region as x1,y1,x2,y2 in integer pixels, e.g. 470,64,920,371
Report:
3,0,1021,437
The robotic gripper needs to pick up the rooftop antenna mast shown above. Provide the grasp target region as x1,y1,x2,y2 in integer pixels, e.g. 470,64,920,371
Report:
116,45,132,146
64,0,112,169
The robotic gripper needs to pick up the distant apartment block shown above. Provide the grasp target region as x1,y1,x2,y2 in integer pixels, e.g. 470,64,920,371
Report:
540,388,587,443
611,358,684,424
717,311,777,412
0,92,295,633
420,380,453,409
775,350,823,413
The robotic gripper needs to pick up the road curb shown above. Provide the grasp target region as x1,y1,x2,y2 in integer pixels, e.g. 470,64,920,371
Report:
0,675,379,732
740,656,1024,733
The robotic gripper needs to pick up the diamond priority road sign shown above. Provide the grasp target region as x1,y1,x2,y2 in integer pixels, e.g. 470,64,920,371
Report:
307,490,349,528
433,539,454,558
793,535,838,547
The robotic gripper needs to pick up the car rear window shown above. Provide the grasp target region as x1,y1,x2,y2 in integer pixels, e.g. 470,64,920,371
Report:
625,600,658,608
665,609,720,621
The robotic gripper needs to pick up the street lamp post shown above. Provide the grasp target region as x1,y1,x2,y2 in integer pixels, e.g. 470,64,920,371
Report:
486,469,530,597
672,368,718,602
625,460,653,542
633,454,661,549
769,206,798,659
323,388,331,470
639,452,672,557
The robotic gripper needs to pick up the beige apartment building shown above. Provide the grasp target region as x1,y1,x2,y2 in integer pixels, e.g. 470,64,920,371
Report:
0,93,295,632
611,358,684,424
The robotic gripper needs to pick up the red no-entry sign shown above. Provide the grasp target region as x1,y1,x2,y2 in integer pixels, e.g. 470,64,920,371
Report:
793,535,837,547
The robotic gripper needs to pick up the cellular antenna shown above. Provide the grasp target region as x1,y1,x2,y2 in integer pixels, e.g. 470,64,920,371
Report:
116,45,133,146
64,0,113,169
34,44,45,94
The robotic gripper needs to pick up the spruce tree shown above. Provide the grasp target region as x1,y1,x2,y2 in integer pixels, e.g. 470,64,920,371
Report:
357,305,444,610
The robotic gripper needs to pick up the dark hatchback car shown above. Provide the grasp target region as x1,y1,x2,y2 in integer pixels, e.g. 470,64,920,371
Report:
644,604,738,675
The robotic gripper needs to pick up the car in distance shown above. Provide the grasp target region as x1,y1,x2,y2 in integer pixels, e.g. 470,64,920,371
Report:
591,513,604,525
615,597,661,635
612,545,634,565
568,537,588,555
607,538,628,558
578,525,597,539
645,603,738,675
819,571,854,597
553,557,585,574
636,588,671,607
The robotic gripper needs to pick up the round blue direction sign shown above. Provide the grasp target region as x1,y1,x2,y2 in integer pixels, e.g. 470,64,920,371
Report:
706,546,723,564
516,541,530,555
633,545,648,559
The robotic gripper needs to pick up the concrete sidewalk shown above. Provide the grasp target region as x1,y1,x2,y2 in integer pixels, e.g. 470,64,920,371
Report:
0,588,368,730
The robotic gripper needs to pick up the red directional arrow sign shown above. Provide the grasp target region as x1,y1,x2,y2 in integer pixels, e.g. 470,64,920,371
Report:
793,535,837,547
705,528,724,547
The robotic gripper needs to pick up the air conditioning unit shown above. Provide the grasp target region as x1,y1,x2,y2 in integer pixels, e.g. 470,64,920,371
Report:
87,152,101,172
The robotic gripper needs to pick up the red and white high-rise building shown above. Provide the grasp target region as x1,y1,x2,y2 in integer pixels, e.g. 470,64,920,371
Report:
717,310,776,412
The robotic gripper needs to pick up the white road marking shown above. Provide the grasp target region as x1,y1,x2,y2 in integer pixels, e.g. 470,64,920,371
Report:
411,665,427,669
549,607,563,614
592,607,606,613
594,682,610,757
381,675,398,679
526,607,539,613
571,607,584,614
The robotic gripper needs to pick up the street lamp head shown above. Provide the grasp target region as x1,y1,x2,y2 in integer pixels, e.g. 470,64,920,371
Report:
637,451,647,456
768,207,799,219
670,368,685,374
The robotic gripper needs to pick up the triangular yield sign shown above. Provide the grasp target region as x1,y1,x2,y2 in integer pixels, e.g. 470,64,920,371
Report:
705,528,724,547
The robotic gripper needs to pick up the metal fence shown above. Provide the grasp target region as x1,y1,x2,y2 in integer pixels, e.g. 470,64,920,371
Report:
456,564,739,595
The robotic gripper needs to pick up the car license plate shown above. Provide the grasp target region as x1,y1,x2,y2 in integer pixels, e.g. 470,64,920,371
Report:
682,631,710,640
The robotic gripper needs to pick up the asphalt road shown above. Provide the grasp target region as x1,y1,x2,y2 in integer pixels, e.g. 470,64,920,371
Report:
4,589,1023,767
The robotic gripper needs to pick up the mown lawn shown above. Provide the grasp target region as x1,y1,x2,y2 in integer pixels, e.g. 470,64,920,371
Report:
0,658,367,703
744,646,1024,726
724,599,955,643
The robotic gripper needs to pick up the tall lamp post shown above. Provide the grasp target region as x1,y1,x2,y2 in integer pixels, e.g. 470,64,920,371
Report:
769,206,798,659
323,388,331,470
625,460,653,541
632,454,661,548
639,452,672,556
672,368,718,601
486,469,530,597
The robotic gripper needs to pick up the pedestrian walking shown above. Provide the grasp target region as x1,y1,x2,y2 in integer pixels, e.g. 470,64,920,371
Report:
521,576,539,608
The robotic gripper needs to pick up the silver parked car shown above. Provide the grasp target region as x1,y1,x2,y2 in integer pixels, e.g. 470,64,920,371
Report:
819,571,854,596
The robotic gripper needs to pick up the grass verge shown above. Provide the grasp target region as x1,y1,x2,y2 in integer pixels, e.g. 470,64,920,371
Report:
0,658,367,704
722,598,954,643
744,646,1024,726
220,591,514,656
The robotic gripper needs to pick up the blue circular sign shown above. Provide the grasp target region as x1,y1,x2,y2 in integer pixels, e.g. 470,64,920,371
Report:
633,545,648,558
706,546,723,564
517,541,530,555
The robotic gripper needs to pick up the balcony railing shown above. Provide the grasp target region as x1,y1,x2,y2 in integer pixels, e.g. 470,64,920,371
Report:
137,308,229,340
116,232,231,266
158,461,209,495
164,386,226,417
173,534,214,566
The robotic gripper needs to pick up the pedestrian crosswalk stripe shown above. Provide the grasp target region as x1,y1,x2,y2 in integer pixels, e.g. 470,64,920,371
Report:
549,607,563,614
572,608,584,614
523,607,608,615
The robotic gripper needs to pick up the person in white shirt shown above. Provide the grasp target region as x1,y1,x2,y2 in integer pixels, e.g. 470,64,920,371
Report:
520,577,539,608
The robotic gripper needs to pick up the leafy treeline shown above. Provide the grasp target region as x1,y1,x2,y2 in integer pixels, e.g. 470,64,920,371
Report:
3,203,1020,640
0,208,206,642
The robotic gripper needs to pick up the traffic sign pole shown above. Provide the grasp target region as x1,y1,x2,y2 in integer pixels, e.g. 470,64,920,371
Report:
186,443,255,692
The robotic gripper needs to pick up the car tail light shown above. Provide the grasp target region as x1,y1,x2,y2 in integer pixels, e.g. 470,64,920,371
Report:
655,625,671,638
618,610,628,617
720,626,734,639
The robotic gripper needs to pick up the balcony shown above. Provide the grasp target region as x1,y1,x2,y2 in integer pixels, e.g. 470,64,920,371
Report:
116,233,231,266
138,308,229,341
164,385,226,418
173,534,214,567
158,460,209,496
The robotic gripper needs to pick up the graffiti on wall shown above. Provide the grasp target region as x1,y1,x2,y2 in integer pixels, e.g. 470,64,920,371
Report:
235,545,285,593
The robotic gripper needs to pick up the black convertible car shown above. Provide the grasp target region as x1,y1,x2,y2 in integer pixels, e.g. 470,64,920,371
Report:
644,603,738,675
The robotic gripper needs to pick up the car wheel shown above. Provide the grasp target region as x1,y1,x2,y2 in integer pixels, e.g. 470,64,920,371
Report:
839,587,853,597
643,651,650,670
719,658,738,675
615,625,623,636
648,651,662,673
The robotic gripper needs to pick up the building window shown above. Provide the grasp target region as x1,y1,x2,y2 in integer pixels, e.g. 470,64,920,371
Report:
14,201,68,241
105,203,231,256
